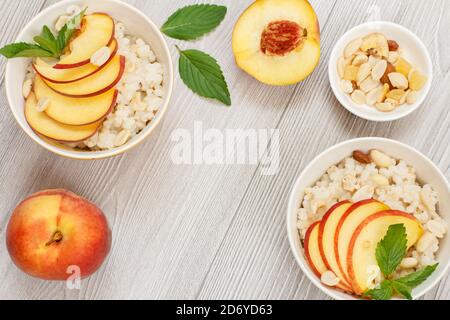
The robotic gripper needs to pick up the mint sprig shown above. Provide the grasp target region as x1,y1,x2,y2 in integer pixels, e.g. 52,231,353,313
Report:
363,224,439,300
161,4,227,40
376,224,407,276
0,8,86,59
161,4,231,106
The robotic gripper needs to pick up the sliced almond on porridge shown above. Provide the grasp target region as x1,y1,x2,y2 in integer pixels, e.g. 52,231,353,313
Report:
352,185,375,202
416,232,438,253
371,174,389,186
90,46,111,66
22,79,33,98
321,270,340,287
400,257,418,269
114,129,131,147
370,150,395,168
36,97,50,112
426,219,448,238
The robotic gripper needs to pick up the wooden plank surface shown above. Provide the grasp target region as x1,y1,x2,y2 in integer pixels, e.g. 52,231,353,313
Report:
0,0,448,300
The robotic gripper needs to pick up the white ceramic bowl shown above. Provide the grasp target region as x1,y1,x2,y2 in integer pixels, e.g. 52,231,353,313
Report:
5,0,174,160
287,137,450,300
328,22,432,122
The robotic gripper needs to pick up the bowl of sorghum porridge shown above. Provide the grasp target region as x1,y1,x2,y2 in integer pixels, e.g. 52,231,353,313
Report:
287,137,450,300
5,0,173,159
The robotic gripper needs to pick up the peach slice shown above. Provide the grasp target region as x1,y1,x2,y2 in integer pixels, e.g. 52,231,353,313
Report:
54,13,115,69
318,201,353,290
305,221,353,293
33,39,118,83
44,55,125,98
347,210,423,295
305,221,327,278
25,93,101,142
34,76,117,125
232,0,320,85
334,199,390,284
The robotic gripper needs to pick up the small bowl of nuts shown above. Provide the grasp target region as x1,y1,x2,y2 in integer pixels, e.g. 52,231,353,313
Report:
328,21,432,122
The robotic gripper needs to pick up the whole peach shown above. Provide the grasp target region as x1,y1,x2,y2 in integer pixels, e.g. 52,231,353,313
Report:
6,189,111,280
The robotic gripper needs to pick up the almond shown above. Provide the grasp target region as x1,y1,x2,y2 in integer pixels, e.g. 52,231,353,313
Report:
344,38,363,58
406,90,418,104
353,150,371,164
380,62,396,87
351,90,366,104
388,72,408,89
357,62,371,83
340,79,354,93
90,46,111,66
352,54,368,66
387,40,399,51
36,97,50,112
22,79,33,98
371,60,387,81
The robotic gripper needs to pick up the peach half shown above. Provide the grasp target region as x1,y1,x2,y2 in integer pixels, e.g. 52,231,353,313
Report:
232,0,320,85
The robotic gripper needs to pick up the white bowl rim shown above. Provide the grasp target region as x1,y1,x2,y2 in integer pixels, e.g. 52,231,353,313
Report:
5,0,174,160
328,21,433,122
286,137,450,300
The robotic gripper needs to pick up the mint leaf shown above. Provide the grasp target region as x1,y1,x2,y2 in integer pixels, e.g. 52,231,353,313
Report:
161,4,227,40
376,224,407,276
391,280,412,300
57,8,86,52
34,26,59,56
396,264,438,287
0,42,53,58
178,48,231,106
363,281,393,300
0,8,86,60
